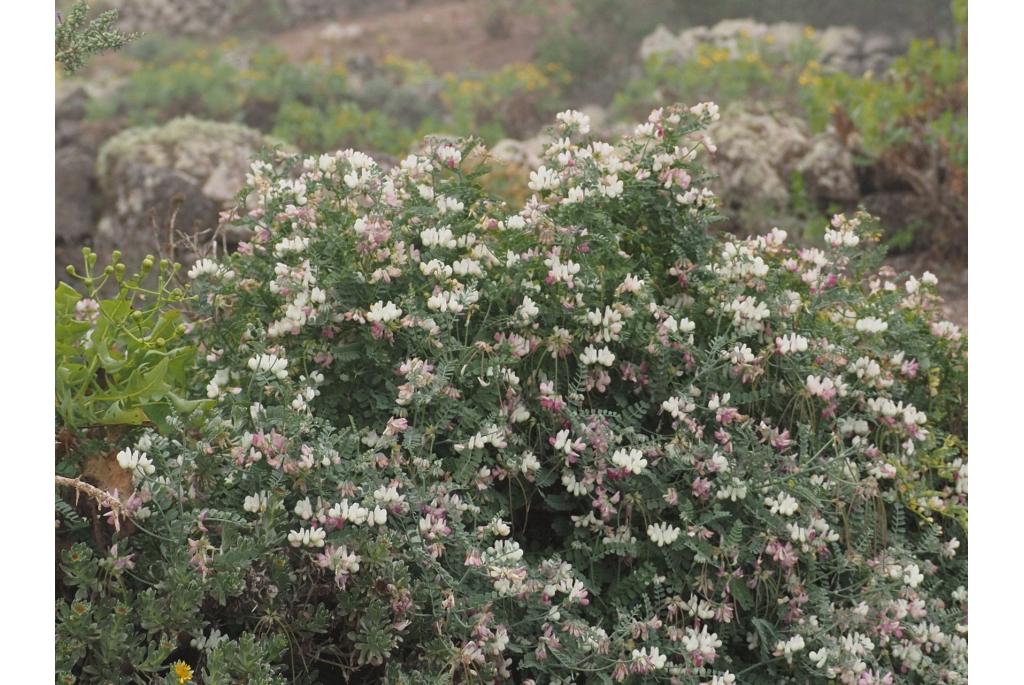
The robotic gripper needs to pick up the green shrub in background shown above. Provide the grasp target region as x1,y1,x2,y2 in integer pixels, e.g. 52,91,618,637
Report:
440,62,572,141
89,44,350,129
612,5,966,255
800,34,967,246
83,43,569,156
613,34,820,118
57,105,967,683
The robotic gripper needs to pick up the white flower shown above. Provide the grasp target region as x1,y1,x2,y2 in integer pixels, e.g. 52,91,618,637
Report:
288,527,326,548
903,563,925,588
116,448,155,480
436,143,462,167
682,625,723,660
206,368,232,399
616,273,644,294
717,477,748,501
630,646,667,670
690,101,720,121
517,296,540,323
775,333,808,354
452,258,482,277
555,109,591,134
528,165,559,192
247,353,289,380
704,674,736,685
647,522,681,547
598,174,624,198
775,634,806,663
612,448,648,475
484,539,524,565
562,471,589,496
765,491,800,517
373,484,405,507
294,497,313,520
520,451,541,475
243,491,271,514
274,236,309,256
824,229,860,248
662,395,695,419
419,259,453,278
187,258,218,279
931,320,962,340
855,317,889,334
809,648,829,669
366,300,403,323
436,195,464,214
367,506,388,527
564,186,587,204
420,226,457,249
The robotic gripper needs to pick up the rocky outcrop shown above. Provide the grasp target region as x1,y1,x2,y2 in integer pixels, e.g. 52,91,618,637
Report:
707,107,858,218
94,118,287,269
639,19,909,76
56,85,125,281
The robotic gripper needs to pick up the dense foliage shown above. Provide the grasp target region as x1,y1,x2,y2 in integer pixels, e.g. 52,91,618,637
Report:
56,105,967,683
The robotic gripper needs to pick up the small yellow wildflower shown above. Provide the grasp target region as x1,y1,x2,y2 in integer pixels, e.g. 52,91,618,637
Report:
172,661,193,684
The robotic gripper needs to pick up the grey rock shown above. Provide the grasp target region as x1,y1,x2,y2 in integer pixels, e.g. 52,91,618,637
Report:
94,117,287,268
796,132,860,203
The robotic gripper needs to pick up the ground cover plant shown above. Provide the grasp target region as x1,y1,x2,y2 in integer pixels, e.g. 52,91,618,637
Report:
56,104,967,683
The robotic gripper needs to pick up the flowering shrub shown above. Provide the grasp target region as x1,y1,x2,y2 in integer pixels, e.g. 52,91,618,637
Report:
57,105,967,683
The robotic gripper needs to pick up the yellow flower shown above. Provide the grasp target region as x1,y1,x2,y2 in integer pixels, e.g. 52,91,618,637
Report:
172,661,193,684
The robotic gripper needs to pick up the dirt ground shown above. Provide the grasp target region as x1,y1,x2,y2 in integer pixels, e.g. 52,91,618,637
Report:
886,253,967,329
272,0,558,73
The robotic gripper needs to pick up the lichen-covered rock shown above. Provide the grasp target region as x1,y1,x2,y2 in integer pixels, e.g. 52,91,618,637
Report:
95,118,287,268
708,109,806,204
706,107,858,225
796,132,860,204
639,19,907,76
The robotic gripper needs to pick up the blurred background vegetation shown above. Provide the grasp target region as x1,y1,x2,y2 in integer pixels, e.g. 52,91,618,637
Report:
56,0,967,319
